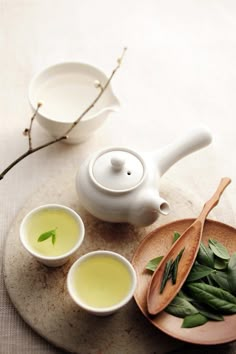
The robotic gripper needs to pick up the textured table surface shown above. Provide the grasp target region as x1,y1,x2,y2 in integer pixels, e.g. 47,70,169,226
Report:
1,1,236,353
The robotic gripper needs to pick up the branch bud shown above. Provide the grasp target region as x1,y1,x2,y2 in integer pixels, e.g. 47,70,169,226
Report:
23,128,29,136
117,47,127,66
94,80,102,89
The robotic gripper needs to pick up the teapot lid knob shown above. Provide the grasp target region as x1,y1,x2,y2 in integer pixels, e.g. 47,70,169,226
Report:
110,155,125,171
91,148,145,191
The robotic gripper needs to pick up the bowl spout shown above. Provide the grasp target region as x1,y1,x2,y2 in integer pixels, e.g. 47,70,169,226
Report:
105,94,120,113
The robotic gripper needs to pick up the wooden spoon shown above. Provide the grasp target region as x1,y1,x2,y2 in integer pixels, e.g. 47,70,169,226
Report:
147,177,231,316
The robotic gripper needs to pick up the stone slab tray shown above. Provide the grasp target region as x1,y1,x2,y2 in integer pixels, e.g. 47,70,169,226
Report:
3,171,233,354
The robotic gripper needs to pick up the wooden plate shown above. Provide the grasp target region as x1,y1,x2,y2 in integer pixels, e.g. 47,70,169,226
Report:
132,218,236,345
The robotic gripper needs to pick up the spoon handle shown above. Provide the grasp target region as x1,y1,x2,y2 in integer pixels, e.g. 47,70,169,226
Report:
198,177,231,224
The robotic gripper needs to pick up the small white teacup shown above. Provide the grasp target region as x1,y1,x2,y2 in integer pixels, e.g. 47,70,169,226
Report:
67,250,137,316
20,204,85,267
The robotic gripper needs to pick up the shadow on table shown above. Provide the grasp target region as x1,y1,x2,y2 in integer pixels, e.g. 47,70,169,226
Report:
165,343,235,354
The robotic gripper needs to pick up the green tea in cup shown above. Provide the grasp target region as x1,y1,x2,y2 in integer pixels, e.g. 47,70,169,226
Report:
67,251,137,315
20,204,85,267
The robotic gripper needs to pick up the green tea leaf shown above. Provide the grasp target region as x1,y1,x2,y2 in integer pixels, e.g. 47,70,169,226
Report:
198,309,223,321
37,229,56,243
146,256,164,272
209,239,230,260
173,231,181,243
187,283,236,314
206,275,215,286
171,260,178,284
160,259,173,293
228,253,236,294
192,302,224,321
165,295,198,318
214,256,228,270
181,313,208,328
178,290,193,302
197,242,214,268
51,232,56,245
208,271,232,292
177,247,185,261
168,260,175,279
186,264,215,282
171,248,185,284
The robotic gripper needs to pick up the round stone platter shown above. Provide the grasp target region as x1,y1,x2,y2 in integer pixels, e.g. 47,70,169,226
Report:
3,171,233,354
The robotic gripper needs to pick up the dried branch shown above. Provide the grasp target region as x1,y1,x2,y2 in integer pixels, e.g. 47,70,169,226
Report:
28,102,42,150
0,48,126,180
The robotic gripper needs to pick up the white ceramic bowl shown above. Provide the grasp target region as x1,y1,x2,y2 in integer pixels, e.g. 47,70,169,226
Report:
67,250,137,316
20,204,85,267
28,62,120,144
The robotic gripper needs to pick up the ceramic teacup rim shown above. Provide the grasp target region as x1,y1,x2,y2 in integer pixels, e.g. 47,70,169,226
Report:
20,204,85,261
28,61,120,124
67,250,137,314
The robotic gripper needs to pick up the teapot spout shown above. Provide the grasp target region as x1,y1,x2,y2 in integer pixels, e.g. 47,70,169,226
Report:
129,193,170,226
156,196,170,216
155,125,212,177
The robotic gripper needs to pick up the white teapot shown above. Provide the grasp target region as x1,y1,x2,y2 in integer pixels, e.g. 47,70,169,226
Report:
76,126,212,226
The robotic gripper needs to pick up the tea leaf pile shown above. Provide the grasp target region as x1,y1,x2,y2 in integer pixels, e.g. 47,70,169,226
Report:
146,232,236,328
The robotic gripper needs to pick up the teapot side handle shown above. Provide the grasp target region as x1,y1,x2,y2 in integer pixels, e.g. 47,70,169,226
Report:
154,125,212,177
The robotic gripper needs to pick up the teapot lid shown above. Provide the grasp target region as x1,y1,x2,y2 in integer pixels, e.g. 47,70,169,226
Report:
90,147,145,192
